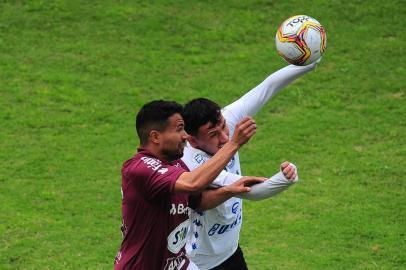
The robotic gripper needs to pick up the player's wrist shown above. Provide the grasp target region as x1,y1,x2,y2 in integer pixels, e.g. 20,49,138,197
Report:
223,140,240,152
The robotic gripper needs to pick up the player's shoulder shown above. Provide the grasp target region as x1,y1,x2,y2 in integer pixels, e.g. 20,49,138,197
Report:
173,159,190,172
128,152,185,180
123,155,160,177
182,144,211,169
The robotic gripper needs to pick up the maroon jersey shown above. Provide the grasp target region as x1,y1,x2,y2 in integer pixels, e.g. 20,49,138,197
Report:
114,148,202,270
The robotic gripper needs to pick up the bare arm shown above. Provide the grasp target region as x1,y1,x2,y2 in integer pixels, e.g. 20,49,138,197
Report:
174,117,257,193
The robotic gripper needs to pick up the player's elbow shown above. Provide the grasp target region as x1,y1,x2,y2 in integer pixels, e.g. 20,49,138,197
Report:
183,182,204,193
175,175,206,193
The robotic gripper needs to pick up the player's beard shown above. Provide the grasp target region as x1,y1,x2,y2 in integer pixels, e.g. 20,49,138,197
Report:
162,141,186,162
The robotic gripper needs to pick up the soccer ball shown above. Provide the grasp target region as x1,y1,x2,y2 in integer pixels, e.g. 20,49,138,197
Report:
275,15,327,66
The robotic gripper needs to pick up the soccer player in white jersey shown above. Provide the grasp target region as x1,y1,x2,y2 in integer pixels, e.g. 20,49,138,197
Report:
181,61,321,269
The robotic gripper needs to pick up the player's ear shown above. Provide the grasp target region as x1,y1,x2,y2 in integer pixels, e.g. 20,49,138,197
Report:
187,135,199,148
149,130,161,144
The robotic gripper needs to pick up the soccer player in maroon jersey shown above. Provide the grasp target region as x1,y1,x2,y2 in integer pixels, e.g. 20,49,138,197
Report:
114,100,263,270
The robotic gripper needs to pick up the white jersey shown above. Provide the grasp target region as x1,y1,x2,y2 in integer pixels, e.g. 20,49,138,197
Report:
182,63,318,269
183,144,243,269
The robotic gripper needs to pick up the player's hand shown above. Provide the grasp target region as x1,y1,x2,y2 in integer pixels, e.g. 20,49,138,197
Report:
230,117,257,147
281,161,298,181
224,176,266,195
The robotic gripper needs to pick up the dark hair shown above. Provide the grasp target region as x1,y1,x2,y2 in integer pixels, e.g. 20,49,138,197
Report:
183,98,221,136
136,100,184,145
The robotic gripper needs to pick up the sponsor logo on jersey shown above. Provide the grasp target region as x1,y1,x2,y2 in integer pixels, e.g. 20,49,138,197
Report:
226,156,235,170
140,156,162,171
169,203,191,215
173,162,182,168
194,153,209,164
207,211,242,236
157,167,168,174
164,252,187,270
167,219,190,254
231,202,239,214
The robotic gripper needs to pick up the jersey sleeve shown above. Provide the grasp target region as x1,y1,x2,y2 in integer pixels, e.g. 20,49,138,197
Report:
210,171,241,187
222,63,318,134
236,171,298,201
143,164,187,200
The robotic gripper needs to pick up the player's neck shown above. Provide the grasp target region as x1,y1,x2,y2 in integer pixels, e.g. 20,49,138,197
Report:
140,144,162,161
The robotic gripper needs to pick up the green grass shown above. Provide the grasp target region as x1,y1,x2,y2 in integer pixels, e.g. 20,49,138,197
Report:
0,0,405,269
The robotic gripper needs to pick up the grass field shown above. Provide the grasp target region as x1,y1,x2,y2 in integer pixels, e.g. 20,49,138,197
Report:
0,1,405,269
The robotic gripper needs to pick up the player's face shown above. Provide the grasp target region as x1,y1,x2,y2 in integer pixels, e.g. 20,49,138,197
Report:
192,116,229,156
160,113,188,161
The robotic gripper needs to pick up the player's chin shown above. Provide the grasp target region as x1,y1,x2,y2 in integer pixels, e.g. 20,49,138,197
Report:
172,150,184,160
178,143,186,154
